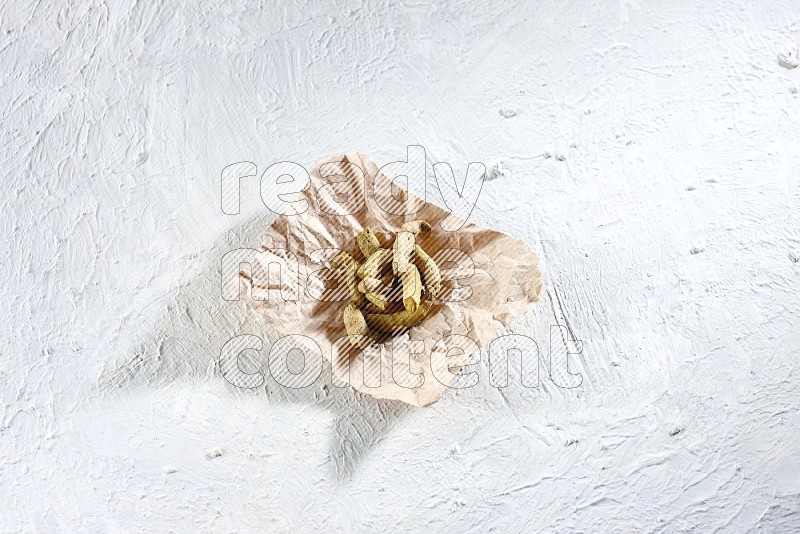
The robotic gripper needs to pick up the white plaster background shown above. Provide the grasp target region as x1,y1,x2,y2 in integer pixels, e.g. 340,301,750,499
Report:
2,0,799,531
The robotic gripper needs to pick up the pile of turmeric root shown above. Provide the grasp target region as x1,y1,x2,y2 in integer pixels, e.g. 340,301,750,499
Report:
331,220,441,346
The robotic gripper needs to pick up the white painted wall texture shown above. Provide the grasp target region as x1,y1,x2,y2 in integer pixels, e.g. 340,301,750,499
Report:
2,0,799,531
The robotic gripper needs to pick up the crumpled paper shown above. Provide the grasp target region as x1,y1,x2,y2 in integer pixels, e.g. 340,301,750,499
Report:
233,152,543,407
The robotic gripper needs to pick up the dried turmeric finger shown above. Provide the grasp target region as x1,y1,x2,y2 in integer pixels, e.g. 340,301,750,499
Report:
401,264,422,312
343,301,371,346
413,244,441,296
400,220,431,235
355,227,381,258
392,220,431,275
365,295,435,333
391,232,414,275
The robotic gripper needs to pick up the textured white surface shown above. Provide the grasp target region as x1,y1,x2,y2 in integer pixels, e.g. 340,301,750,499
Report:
2,0,800,531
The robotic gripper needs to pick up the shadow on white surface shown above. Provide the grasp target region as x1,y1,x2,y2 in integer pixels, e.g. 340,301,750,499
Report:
98,214,411,480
